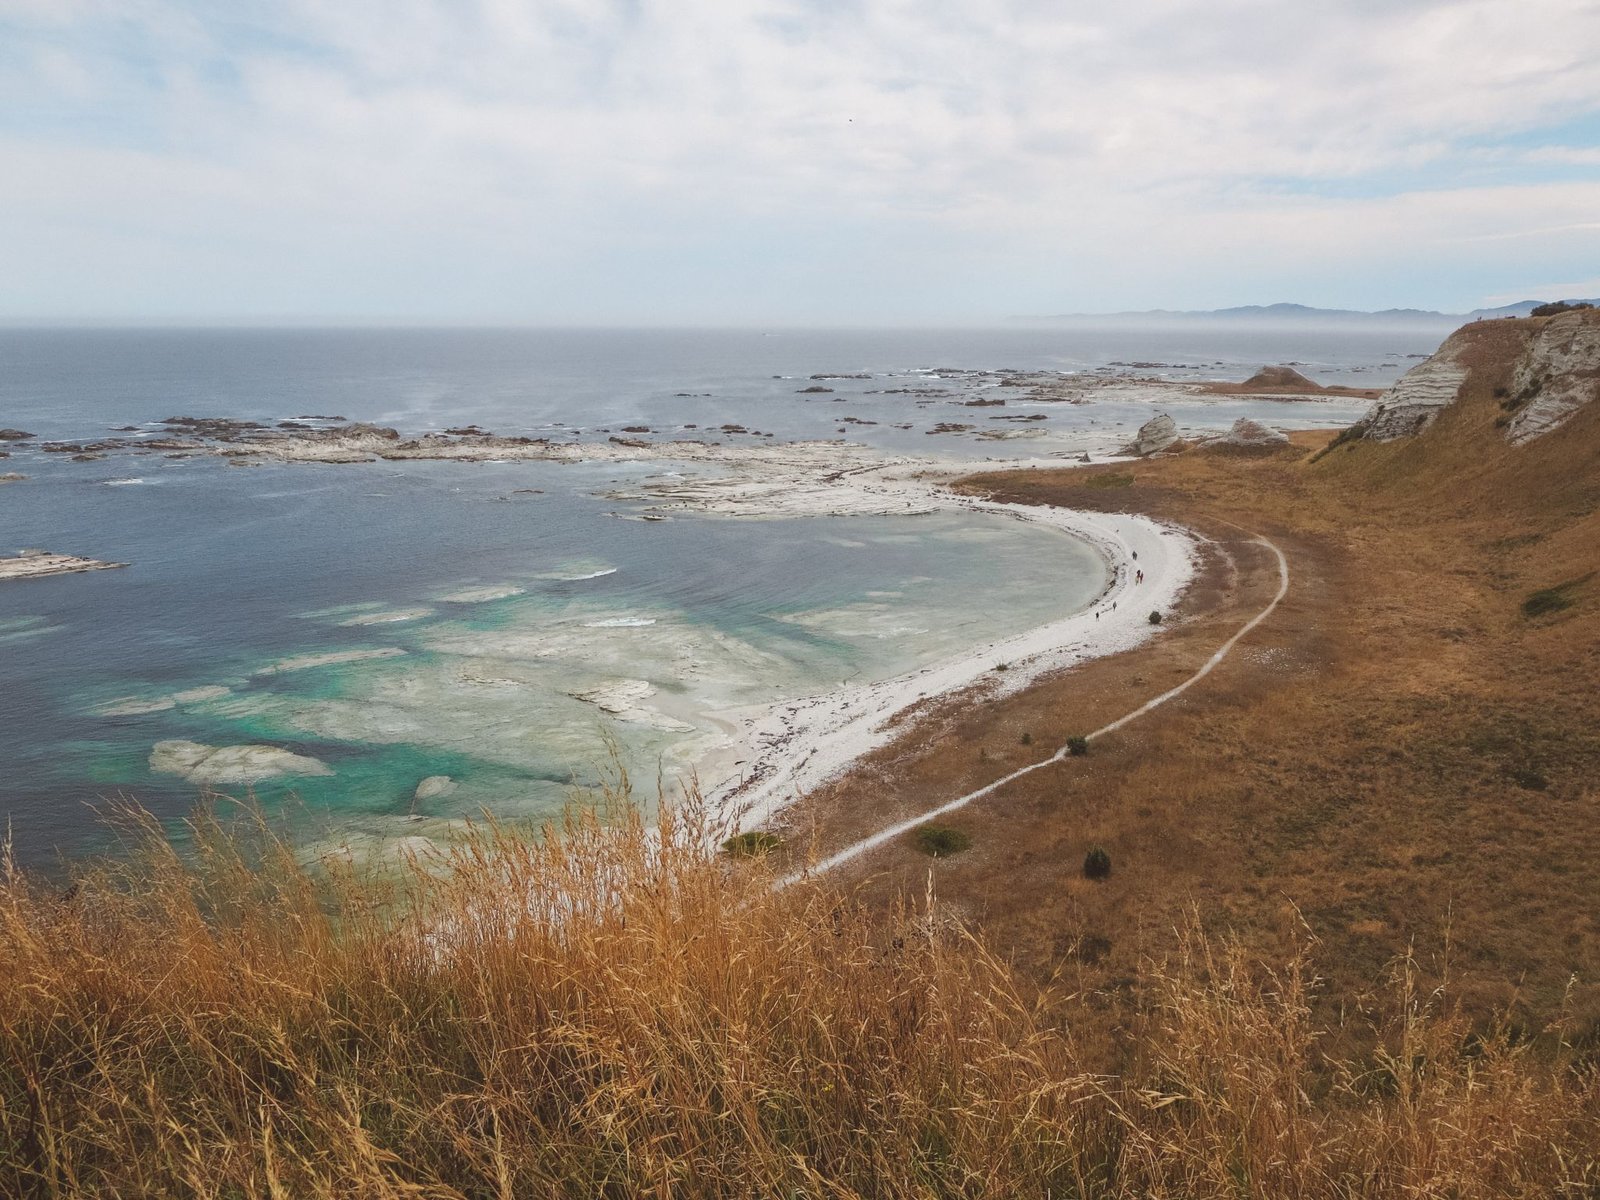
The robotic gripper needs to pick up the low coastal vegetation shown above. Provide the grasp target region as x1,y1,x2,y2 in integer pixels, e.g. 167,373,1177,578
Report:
721,829,783,857
1083,845,1113,879
2,799,1597,1197
911,823,971,857
1522,574,1591,618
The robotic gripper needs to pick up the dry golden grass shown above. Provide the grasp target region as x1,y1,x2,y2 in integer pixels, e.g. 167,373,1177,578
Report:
772,315,1600,1053
2,790,1598,1197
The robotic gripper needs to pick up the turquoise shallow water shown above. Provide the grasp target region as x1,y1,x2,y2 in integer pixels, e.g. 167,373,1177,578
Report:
0,451,1103,863
0,325,1441,865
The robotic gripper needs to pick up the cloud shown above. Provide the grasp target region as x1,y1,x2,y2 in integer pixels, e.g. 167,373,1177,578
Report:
1,0,1598,319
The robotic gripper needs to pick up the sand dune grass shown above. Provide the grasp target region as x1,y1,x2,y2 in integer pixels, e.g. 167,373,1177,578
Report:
2,794,1599,1197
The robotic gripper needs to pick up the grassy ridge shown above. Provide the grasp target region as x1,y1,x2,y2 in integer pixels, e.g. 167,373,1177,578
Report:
2,796,1597,1197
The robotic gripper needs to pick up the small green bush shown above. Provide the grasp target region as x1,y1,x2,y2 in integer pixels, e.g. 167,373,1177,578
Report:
1083,846,1112,880
722,831,782,857
1523,587,1575,617
1147,610,1162,625
1020,732,1032,746
1531,301,1594,317
914,825,972,858
1071,933,1112,965
1066,736,1089,757
1509,768,1548,791
1522,575,1591,618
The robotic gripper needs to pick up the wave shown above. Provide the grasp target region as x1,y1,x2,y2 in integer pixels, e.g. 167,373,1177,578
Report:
582,617,656,628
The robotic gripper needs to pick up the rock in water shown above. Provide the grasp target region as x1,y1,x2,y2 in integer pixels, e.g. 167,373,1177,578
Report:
1506,309,1600,443
413,775,458,802
149,740,334,785
1239,366,1319,391
1121,413,1179,456
1220,417,1289,447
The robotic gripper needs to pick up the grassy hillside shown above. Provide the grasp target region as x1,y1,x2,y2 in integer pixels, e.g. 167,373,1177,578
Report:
773,314,1600,1046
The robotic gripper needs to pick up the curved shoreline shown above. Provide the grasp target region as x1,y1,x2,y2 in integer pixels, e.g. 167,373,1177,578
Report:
777,530,1288,883
697,468,1199,837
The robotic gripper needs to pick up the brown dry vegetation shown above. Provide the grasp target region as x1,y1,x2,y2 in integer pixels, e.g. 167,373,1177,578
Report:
777,315,1600,1048
2,796,1599,1197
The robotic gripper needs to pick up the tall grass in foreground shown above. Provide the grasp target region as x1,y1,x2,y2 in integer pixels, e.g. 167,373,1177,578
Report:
1,797,1596,1198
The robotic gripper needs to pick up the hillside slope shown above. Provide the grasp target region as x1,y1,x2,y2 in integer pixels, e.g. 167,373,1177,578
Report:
782,312,1600,1043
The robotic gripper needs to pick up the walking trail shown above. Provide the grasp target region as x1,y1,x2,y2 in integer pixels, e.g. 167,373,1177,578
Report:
779,531,1290,886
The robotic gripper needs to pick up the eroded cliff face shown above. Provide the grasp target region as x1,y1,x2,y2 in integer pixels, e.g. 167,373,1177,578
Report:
1505,310,1600,444
1359,330,1472,441
1354,308,1599,446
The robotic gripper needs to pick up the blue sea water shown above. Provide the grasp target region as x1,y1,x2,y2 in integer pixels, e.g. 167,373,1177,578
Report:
0,325,1440,865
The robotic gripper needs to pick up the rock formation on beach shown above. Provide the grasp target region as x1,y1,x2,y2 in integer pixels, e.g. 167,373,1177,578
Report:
1215,417,1290,449
1121,413,1179,456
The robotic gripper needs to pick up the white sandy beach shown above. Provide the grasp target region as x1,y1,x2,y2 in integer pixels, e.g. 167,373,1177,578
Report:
598,449,1199,837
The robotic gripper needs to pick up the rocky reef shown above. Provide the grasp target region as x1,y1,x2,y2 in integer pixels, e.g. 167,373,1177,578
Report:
0,549,128,581
1213,417,1289,449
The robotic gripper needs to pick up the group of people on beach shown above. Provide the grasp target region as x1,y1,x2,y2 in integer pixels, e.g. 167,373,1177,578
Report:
1095,549,1145,620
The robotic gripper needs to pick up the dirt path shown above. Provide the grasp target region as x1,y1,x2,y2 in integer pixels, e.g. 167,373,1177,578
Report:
779,532,1290,885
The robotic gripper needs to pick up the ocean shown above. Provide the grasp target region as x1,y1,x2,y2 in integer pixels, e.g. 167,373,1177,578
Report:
0,324,1439,865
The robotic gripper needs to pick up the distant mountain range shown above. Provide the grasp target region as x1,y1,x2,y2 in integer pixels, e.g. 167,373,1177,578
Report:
1019,300,1600,324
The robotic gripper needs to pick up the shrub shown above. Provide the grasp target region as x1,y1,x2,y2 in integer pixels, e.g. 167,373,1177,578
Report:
1083,846,1112,880
1509,768,1548,791
1071,933,1113,965
1522,576,1589,617
914,824,972,858
723,830,782,857
1066,736,1089,757
1020,732,1032,746
1530,300,1594,317
1147,610,1162,625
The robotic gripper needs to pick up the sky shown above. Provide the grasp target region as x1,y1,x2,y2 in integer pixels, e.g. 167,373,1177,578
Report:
2,0,1599,324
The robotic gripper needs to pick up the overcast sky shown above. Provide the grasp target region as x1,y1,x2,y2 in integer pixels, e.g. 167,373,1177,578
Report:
3,0,1599,324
